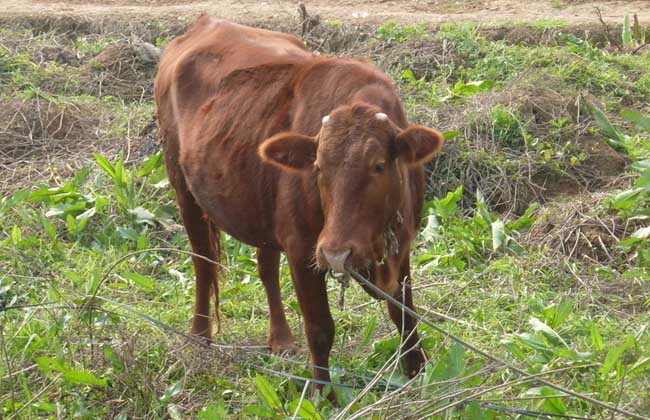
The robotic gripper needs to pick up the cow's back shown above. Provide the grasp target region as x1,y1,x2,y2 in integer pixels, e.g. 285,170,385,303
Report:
154,17,313,247
155,16,310,132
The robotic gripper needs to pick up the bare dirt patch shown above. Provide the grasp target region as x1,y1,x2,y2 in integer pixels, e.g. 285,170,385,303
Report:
0,98,113,194
2,0,650,26
524,193,633,263
81,41,159,100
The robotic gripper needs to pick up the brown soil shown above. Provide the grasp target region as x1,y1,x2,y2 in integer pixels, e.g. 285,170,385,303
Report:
80,41,158,100
2,1,650,26
0,98,114,195
524,193,632,263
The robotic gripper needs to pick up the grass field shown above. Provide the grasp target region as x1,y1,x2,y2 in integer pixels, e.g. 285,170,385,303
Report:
1,10,650,420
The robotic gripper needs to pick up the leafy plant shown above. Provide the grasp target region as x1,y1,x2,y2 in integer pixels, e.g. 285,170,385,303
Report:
417,186,537,270
377,22,427,43
622,14,647,49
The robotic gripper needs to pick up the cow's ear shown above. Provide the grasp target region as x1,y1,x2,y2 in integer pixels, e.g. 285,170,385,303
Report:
258,132,318,172
395,125,444,166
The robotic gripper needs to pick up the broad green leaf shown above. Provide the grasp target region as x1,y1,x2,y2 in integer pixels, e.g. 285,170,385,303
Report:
137,151,163,177
465,400,489,420
103,345,124,372
361,316,378,347
428,342,465,382
630,357,650,375
452,79,495,97
65,214,77,234
42,217,57,240
611,188,644,210
62,369,108,387
515,333,553,355
243,405,277,419
400,69,416,81
75,207,96,221
128,207,156,224
36,357,67,375
443,130,462,140
631,160,650,171
421,214,440,242
501,338,528,361
600,339,631,375
541,387,568,414
475,190,492,224
11,225,22,244
636,168,650,188
288,398,323,420
121,272,156,291
432,186,463,219
160,382,183,403
255,375,283,412
543,300,573,329
491,220,506,252
36,357,107,387
622,14,633,47
529,317,568,348
507,203,539,231
592,105,625,143
622,109,650,131
198,402,228,420
590,323,604,351
94,153,116,179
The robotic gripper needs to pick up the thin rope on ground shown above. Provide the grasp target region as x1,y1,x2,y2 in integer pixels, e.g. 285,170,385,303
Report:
348,270,649,420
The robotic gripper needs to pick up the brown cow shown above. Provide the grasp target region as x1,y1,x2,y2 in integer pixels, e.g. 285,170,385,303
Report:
154,16,443,391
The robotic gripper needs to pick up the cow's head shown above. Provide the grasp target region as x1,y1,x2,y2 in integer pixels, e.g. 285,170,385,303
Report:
259,103,442,290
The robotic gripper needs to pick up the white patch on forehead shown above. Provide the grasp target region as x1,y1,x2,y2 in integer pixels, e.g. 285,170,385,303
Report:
322,115,330,125
375,112,388,121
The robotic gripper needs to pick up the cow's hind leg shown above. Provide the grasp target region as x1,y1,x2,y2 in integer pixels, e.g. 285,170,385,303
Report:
159,116,219,340
257,247,295,353
176,187,221,340
386,256,426,378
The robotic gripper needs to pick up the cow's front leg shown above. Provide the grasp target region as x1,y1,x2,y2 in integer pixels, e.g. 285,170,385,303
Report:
386,255,426,378
287,254,335,397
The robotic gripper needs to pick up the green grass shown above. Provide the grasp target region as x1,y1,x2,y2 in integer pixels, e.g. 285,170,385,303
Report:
1,19,650,419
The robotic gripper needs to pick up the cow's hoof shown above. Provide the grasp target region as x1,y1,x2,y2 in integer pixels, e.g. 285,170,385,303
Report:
269,335,297,354
404,347,427,378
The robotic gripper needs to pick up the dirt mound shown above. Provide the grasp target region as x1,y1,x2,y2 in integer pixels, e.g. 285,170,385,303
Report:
482,23,614,47
0,98,113,194
81,41,159,100
1,14,189,42
0,98,104,159
426,77,627,213
523,193,631,264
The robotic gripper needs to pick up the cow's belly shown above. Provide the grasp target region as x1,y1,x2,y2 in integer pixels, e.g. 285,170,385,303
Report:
183,153,280,250
204,197,278,249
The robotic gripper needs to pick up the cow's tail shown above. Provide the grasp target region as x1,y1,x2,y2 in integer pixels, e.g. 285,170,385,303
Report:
212,227,222,334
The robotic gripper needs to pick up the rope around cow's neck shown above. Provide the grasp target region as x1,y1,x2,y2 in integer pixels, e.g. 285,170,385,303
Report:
331,208,404,310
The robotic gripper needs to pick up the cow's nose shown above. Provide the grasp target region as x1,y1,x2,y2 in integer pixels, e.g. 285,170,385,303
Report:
322,248,351,273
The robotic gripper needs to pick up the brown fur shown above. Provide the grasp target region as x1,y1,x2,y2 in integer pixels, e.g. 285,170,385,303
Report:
154,15,443,393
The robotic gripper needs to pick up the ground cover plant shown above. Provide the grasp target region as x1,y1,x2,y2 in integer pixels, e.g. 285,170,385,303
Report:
1,7,649,420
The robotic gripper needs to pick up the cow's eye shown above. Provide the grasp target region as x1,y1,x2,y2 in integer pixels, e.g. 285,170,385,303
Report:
374,162,385,174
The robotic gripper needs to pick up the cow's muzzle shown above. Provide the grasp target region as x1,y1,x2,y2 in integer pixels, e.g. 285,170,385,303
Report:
321,248,351,273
